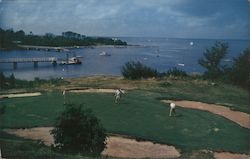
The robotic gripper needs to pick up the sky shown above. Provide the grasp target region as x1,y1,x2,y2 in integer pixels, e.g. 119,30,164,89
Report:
0,0,250,39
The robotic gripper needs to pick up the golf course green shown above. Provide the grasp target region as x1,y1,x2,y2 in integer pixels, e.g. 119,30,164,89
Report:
1,90,249,154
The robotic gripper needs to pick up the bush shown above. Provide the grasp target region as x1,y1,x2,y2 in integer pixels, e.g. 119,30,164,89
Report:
229,48,250,90
121,61,158,79
0,104,6,116
0,72,6,89
165,67,187,77
51,104,107,157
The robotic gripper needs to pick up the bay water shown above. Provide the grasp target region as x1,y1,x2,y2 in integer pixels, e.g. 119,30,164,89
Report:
0,37,249,80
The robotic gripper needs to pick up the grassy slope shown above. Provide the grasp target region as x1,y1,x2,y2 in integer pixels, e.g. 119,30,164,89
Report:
65,76,249,113
0,76,249,158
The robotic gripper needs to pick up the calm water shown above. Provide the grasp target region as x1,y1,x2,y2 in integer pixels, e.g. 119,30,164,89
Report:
0,37,249,80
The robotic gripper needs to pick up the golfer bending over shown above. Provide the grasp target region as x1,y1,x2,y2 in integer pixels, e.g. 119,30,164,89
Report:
169,102,176,116
114,88,124,103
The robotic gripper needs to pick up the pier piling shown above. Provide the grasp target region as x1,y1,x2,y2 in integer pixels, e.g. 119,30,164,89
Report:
34,61,38,68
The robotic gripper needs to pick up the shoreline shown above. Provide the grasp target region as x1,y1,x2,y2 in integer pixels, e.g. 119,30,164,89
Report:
0,44,146,52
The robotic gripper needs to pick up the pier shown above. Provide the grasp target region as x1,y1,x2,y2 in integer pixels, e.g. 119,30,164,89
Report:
0,57,58,69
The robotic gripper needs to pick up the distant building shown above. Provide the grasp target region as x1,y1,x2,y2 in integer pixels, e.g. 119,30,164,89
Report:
12,40,22,44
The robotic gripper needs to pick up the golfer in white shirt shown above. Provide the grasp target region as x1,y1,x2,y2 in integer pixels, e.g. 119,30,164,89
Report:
169,102,176,116
114,89,124,103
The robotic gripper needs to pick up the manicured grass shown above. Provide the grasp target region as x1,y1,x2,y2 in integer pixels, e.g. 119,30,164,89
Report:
0,137,94,159
1,91,249,154
154,79,250,113
68,76,250,113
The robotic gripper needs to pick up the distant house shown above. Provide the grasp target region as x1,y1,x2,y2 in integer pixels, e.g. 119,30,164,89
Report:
12,40,22,44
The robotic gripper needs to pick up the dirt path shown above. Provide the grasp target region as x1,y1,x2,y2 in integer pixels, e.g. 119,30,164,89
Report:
214,152,250,159
4,127,180,159
0,92,41,99
162,100,250,129
68,88,116,93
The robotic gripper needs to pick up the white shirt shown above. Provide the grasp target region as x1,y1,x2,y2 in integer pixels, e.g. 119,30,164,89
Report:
170,103,175,109
115,90,121,96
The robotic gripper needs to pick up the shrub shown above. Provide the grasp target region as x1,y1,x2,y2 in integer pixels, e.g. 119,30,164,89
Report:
0,104,6,116
51,104,107,157
165,67,187,77
121,61,158,79
229,48,250,90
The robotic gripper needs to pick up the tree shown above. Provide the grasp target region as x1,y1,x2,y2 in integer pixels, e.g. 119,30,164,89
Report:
229,48,250,90
198,42,228,79
9,74,16,88
51,104,107,156
15,30,25,39
0,72,6,89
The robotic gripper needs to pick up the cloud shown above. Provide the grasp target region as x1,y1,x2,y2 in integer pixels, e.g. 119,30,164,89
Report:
0,0,249,39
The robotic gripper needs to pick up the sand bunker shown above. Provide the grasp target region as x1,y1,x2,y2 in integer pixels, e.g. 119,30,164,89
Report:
214,152,250,159
68,88,116,93
102,136,180,158
162,100,250,129
0,92,41,99
4,127,180,159
5,127,54,146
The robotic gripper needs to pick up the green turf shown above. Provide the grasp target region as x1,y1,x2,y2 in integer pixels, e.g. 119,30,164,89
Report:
0,138,94,159
0,91,249,154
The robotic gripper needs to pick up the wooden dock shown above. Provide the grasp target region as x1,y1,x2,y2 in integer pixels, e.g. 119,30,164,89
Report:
0,57,58,69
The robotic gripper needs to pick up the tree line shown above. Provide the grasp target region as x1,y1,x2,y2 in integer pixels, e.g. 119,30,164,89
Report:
0,28,127,50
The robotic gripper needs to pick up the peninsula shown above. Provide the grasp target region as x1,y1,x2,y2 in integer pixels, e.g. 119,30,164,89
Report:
0,28,127,50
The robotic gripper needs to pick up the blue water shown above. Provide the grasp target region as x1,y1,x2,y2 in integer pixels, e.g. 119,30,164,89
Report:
0,37,249,80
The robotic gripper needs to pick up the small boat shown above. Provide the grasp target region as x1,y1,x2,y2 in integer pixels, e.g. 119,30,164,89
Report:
224,59,232,62
178,63,185,67
60,57,82,65
99,51,111,56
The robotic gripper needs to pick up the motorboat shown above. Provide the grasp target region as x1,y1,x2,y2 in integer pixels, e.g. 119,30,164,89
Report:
99,51,111,56
60,57,82,65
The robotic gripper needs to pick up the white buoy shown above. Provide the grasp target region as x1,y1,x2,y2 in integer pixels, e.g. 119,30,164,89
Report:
190,41,194,46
